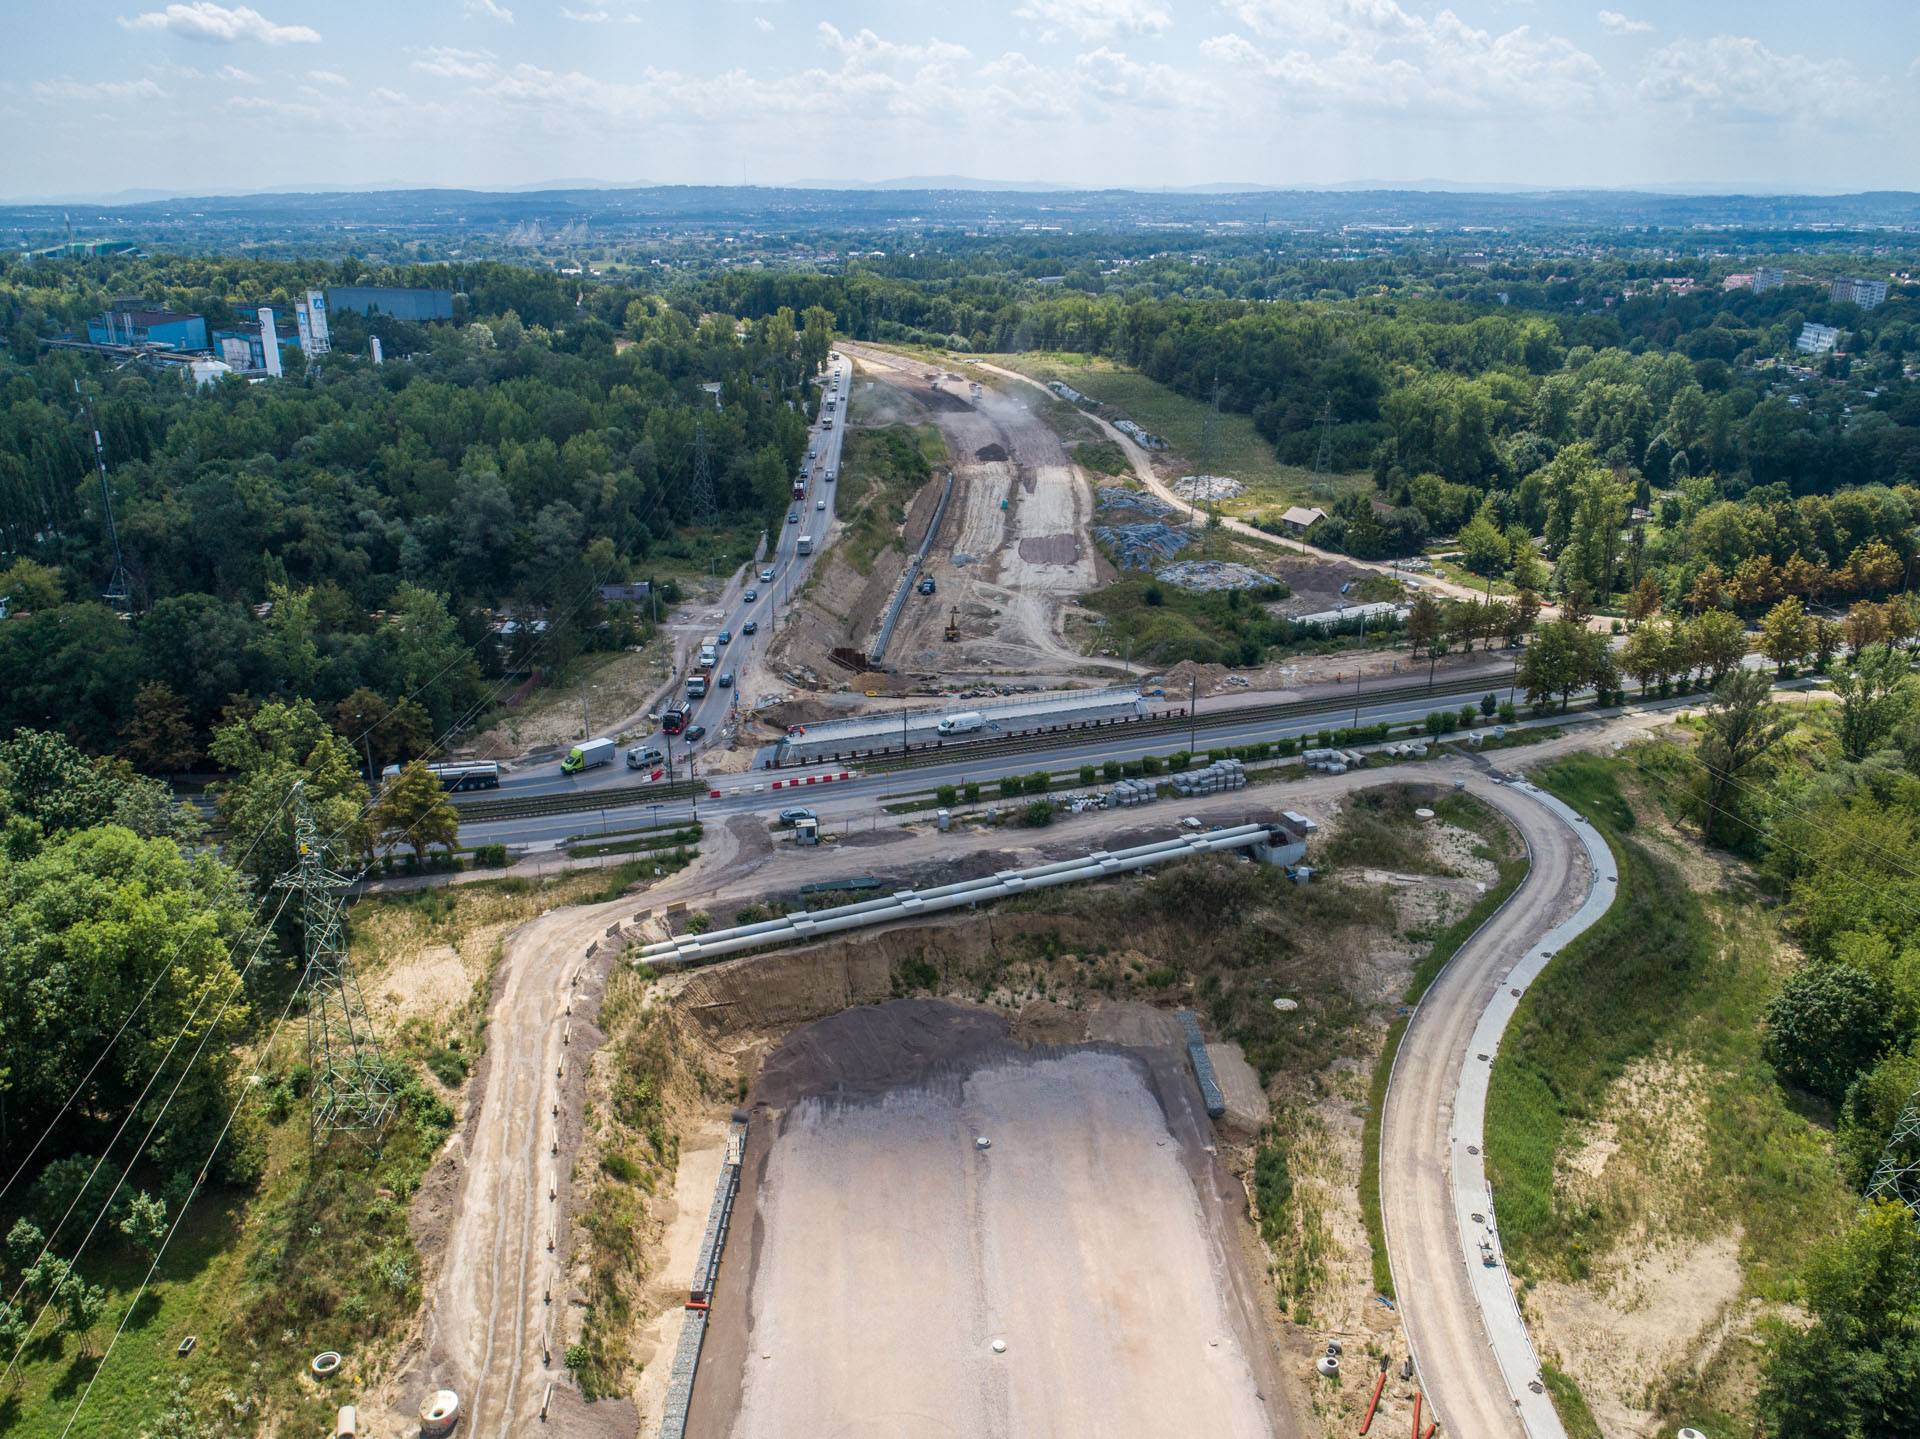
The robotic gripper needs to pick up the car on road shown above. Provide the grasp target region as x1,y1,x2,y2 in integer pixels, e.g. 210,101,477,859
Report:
759,567,775,582
684,724,707,743
742,619,758,634
778,806,816,827
744,588,758,602
815,498,826,510
918,576,936,595
717,629,732,645
718,671,734,688
787,511,799,524
626,746,666,769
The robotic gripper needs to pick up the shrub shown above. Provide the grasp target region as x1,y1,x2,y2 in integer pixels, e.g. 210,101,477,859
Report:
935,784,958,807
1498,701,1517,724
1101,760,1122,781
1020,800,1055,827
1023,771,1051,795
472,843,509,868
1481,692,1499,717
963,782,981,803
1141,755,1163,776
1459,704,1479,729
734,904,770,925
684,911,712,935
1078,765,1097,785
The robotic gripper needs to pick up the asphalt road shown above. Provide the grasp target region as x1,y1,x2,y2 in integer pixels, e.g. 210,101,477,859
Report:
492,354,853,798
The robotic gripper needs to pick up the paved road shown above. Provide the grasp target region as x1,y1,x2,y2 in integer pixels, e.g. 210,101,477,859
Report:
1379,775,1606,1439
491,354,853,798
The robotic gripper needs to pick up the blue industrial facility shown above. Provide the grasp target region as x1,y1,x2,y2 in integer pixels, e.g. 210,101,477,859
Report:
327,285,453,322
86,306,207,351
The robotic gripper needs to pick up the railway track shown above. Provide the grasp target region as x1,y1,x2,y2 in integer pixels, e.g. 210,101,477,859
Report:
451,673,1510,826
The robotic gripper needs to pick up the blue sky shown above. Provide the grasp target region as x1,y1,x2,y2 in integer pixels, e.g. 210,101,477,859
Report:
4,1,1917,198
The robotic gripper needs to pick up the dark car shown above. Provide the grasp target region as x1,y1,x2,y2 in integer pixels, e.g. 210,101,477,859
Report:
744,588,758,602
778,806,816,826
717,630,732,645
718,671,734,688
684,724,707,743
742,619,758,635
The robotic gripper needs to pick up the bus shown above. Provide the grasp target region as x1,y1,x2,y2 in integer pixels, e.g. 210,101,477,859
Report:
662,705,690,735
796,533,813,556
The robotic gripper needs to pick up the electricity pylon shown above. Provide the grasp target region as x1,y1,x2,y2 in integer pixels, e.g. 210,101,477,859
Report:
278,798,394,1148
75,380,133,612
690,422,717,532
1866,1085,1920,1220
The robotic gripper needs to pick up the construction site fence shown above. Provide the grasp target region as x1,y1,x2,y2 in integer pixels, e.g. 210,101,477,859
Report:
866,469,955,666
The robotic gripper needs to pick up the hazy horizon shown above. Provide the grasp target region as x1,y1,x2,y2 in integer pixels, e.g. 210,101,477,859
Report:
6,1,1917,201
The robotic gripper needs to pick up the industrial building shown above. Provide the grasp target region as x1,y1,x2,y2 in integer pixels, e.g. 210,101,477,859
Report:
327,285,454,323
212,312,297,372
87,303,207,352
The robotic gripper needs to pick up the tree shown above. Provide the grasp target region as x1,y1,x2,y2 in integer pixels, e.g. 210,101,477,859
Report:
1624,574,1663,627
1759,596,1814,674
1833,644,1919,762
0,829,255,1182
1405,592,1441,658
371,761,459,863
119,1190,168,1261
57,1271,108,1357
123,681,200,774
1620,617,1675,695
1695,668,1790,843
0,557,65,611
1760,1202,1920,1439
1685,607,1748,683
1518,619,1611,711
1563,464,1629,597
1765,964,1897,1103
210,699,369,885
1456,510,1510,576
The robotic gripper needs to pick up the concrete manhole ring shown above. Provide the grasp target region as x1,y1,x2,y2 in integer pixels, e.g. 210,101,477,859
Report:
310,1351,342,1377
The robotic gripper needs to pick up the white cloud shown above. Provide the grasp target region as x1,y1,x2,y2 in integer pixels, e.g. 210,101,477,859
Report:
1015,0,1172,42
463,0,514,23
34,77,168,101
1640,35,1867,122
219,63,261,82
1206,3,1605,116
119,4,320,45
755,17,773,33
1597,10,1650,35
412,46,500,80
308,69,350,87
816,24,971,70
560,6,610,20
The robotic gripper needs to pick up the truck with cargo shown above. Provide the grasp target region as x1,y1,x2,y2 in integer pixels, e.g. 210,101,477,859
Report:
561,737,615,774
699,638,718,668
936,711,984,736
686,674,709,699
796,534,813,556
792,477,807,500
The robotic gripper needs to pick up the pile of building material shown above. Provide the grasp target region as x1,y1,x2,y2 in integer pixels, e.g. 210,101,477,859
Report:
1172,474,1245,503
1093,487,1193,572
1102,777,1161,808
1169,758,1247,797
1302,747,1369,775
1114,417,1169,449
1380,740,1432,760
1155,560,1277,593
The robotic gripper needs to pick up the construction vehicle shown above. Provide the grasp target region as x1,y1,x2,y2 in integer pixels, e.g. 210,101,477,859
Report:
944,605,960,642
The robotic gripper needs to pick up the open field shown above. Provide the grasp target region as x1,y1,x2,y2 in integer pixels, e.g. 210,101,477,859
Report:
992,354,1373,517
710,1002,1286,1439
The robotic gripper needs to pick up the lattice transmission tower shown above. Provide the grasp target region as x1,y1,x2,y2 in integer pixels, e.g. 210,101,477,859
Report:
278,799,394,1147
75,380,134,613
1866,1084,1920,1219
690,422,718,532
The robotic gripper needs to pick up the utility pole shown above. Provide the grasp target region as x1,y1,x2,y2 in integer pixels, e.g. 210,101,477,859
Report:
75,380,134,613
581,685,591,740
1188,673,1198,755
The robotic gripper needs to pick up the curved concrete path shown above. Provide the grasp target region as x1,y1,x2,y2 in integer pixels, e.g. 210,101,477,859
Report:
1380,775,1617,1439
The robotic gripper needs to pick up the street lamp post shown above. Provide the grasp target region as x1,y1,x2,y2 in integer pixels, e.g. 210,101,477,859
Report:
1188,674,1198,755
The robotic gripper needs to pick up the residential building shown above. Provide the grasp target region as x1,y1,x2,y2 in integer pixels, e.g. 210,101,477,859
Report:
327,285,455,322
1830,276,1889,309
1279,505,1327,534
1751,266,1787,294
1795,322,1842,355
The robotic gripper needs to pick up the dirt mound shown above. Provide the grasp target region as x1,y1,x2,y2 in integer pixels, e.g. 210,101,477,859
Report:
975,442,1008,462
752,997,1011,1108
918,385,971,412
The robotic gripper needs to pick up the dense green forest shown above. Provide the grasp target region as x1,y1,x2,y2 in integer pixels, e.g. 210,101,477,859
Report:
0,257,834,758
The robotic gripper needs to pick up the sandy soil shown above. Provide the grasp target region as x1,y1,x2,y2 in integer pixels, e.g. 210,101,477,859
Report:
841,343,1131,684
695,999,1295,1439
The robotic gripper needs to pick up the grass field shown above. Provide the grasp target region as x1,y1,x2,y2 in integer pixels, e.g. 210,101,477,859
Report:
992,352,1372,515
836,423,945,576
1484,751,1852,1436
